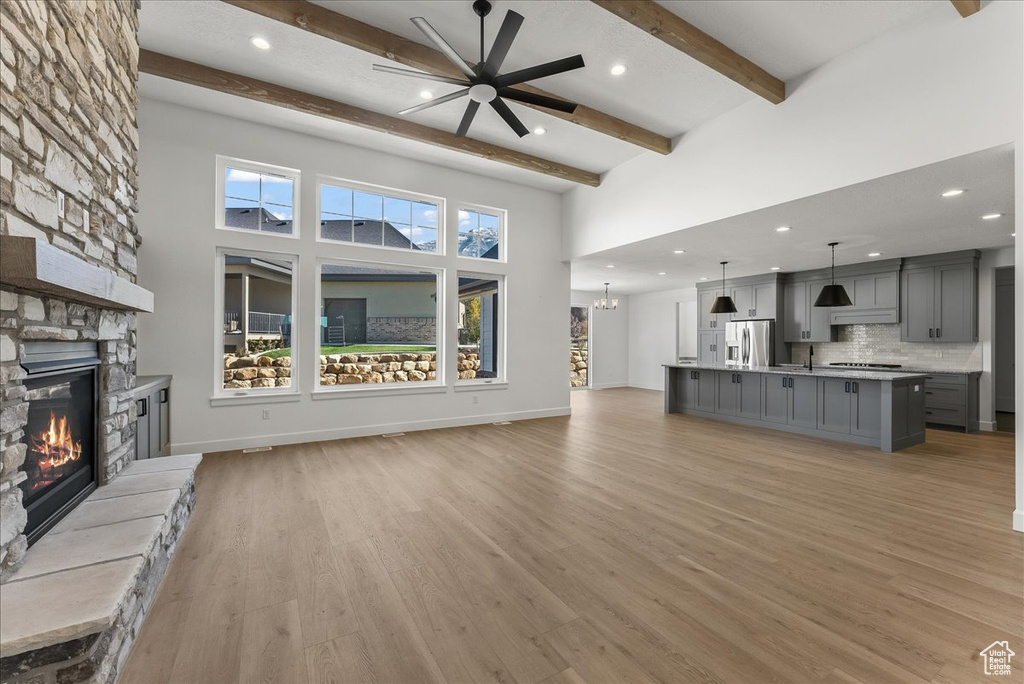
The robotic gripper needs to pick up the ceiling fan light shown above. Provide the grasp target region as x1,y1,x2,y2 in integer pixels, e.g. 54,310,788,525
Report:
469,84,498,103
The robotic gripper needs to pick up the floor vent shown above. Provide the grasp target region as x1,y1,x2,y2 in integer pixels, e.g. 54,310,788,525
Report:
382,432,406,438
242,446,273,453
493,421,512,426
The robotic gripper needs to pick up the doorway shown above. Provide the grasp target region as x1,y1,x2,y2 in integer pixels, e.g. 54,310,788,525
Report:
323,298,367,344
994,267,1015,432
570,305,590,388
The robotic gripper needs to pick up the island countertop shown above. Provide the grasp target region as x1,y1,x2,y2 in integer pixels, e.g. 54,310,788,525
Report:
663,363,928,383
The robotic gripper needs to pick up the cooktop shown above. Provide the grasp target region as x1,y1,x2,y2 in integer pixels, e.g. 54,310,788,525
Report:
828,362,903,369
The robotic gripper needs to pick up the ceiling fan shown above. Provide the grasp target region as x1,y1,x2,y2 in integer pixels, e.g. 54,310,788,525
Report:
373,0,585,138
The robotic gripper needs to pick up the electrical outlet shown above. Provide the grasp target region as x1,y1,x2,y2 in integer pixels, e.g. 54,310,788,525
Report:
262,409,271,420
57,191,65,218
472,396,479,405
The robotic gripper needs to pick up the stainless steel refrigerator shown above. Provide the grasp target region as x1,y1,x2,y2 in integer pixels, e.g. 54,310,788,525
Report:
725,320,775,367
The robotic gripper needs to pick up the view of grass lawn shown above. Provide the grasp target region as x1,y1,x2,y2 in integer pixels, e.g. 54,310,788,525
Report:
263,345,436,359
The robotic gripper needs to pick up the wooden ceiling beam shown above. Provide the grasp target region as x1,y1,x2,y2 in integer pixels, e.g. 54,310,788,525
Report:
220,0,672,155
138,50,601,187
949,0,981,18
590,0,785,104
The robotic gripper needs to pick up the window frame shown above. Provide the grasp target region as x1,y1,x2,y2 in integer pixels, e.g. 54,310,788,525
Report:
213,246,300,404
316,175,445,257
456,202,507,263
454,271,506,388
312,255,446,398
216,156,301,239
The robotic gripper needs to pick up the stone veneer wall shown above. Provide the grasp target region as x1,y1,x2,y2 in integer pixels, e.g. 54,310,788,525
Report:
569,348,588,387
790,323,982,370
366,317,436,344
0,0,141,579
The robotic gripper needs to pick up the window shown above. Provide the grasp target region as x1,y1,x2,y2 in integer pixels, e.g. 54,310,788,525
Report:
457,274,503,382
457,207,503,260
317,260,441,388
220,251,296,394
319,180,440,253
218,157,299,237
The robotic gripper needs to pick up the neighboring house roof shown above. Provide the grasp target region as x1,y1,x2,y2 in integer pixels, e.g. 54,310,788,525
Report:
321,219,421,250
225,207,292,234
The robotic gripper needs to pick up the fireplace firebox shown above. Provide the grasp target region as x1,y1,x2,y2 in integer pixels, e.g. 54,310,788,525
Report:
19,341,100,545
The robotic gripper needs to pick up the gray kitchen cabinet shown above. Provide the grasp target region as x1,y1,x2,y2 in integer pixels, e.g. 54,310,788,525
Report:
730,282,777,321
699,330,726,365
680,369,716,412
789,375,818,429
818,377,853,434
699,289,721,330
736,372,761,419
134,376,171,460
716,372,739,416
831,271,900,325
761,374,790,424
783,280,834,343
851,380,882,439
695,370,717,412
923,372,980,432
901,251,978,342
729,286,754,322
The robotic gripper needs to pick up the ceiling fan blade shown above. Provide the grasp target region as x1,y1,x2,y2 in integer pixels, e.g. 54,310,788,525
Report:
410,17,477,79
372,64,470,87
493,54,586,89
398,88,470,116
481,10,524,78
489,97,529,138
498,87,578,114
456,100,481,137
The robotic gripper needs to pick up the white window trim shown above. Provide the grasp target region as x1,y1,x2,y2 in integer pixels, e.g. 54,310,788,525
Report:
313,255,446,395
213,246,300,404
216,155,301,239
456,202,507,264
456,271,506,386
315,175,445,257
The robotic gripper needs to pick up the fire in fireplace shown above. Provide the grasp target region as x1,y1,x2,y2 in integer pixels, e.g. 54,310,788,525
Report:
19,342,100,545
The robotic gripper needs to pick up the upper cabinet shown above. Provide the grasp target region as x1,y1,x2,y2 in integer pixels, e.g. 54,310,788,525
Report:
900,251,979,342
698,289,721,330
782,279,834,343
831,269,900,325
697,274,780,330
730,282,777,320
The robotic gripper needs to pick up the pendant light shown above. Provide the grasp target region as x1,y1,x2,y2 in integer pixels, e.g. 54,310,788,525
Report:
709,261,738,314
594,282,618,311
813,242,853,307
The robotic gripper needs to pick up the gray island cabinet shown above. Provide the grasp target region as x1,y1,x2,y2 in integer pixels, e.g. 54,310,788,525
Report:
665,365,927,452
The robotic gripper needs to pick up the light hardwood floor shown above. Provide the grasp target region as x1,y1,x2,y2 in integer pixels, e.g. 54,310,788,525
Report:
121,388,1022,684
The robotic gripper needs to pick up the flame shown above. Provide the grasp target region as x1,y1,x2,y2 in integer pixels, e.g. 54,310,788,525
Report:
31,411,82,471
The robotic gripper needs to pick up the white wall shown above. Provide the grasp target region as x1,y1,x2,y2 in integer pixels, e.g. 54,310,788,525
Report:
137,100,569,453
571,290,629,389
628,287,698,390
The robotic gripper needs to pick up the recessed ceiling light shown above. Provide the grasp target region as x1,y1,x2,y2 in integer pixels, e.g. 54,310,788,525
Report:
606,264,615,268
250,36,271,50
699,277,708,281
982,213,1003,220
419,90,434,100
673,249,686,254
770,267,781,271
1012,233,1017,237
533,126,546,135
941,189,965,197
610,64,627,76
658,272,667,276
775,226,791,232
868,252,882,257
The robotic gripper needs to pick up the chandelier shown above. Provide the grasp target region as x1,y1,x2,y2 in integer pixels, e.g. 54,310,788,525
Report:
594,282,618,311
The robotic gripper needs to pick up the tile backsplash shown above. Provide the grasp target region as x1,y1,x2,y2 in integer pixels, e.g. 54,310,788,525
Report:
790,324,982,371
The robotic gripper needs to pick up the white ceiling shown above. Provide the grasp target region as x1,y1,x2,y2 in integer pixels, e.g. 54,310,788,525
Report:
571,145,1016,294
137,0,950,192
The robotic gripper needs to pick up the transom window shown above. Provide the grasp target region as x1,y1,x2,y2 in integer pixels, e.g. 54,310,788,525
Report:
319,181,439,253
218,158,299,237
458,207,503,260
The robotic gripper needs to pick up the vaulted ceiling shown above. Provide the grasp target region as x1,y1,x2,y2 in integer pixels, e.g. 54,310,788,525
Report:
137,0,950,192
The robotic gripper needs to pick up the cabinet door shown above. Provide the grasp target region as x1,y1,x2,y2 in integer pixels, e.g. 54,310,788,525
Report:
737,372,761,419
935,263,975,342
158,387,170,455
135,396,150,460
148,390,161,458
730,286,754,321
698,290,718,330
714,330,727,364
751,282,776,320
782,282,806,342
789,375,818,429
762,375,789,424
806,280,834,342
699,331,717,365
902,268,935,341
818,377,852,434
695,370,717,412
678,371,697,411
851,380,882,438
716,372,739,416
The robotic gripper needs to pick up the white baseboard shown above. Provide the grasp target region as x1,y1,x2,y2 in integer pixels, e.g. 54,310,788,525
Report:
170,406,571,455
979,420,997,432
592,382,628,390
1014,509,1024,533
628,382,664,392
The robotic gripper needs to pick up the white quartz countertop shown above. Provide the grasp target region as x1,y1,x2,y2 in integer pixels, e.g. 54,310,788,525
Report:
664,363,928,382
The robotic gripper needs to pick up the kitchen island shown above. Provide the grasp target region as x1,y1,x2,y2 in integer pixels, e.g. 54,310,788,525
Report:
664,364,928,452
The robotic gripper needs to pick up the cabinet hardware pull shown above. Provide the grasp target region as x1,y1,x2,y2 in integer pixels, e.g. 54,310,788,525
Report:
929,328,934,338
736,375,741,384
936,328,941,338
138,398,148,418
845,381,850,393
853,382,858,394
788,377,794,388
782,377,787,388
925,391,933,395
160,388,168,403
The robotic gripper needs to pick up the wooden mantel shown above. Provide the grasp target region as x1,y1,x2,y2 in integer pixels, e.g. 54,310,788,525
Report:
0,236,154,313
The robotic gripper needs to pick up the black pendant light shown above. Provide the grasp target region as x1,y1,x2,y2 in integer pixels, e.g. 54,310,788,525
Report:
710,261,738,314
813,242,853,308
